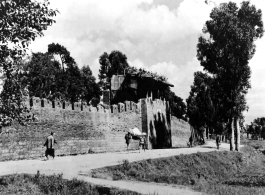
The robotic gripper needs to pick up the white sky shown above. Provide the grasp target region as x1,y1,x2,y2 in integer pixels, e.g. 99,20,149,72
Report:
28,0,265,125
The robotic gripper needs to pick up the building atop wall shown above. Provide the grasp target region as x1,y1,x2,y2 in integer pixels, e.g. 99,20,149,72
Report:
103,68,174,105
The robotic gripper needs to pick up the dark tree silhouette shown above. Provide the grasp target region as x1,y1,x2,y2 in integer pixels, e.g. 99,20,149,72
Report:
197,1,263,151
0,0,58,123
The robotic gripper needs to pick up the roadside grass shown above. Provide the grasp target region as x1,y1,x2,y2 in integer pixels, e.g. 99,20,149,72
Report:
3,139,265,195
91,144,265,195
92,150,246,184
0,172,141,195
241,139,265,150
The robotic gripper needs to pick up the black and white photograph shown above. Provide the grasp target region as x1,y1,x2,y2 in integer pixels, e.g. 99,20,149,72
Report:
1,0,265,194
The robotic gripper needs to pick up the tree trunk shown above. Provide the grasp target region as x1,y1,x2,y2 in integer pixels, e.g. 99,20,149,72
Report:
206,126,209,139
230,117,235,151
235,117,240,151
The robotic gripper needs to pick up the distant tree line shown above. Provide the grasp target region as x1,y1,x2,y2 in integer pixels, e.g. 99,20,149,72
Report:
20,43,101,106
246,117,265,139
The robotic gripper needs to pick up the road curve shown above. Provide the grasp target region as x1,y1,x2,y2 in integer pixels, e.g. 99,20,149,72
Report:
0,140,232,195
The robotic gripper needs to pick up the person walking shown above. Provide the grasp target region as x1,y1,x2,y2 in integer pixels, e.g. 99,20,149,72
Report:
216,134,220,150
139,136,146,153
125,132,132,151
189,136,193,147
44,132,57,160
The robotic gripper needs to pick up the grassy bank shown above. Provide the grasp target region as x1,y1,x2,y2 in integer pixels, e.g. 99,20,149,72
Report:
241,139,265,150
91,145,265,195
0,172,141,195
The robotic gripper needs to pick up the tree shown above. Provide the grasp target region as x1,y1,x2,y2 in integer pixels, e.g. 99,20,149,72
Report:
0,0,58,123
80,65,100,105
108,50,129,76
197,1,263,151
164,89,187,120
23,46,100,105
98,52,110,85
98,50,129,86
187,71,215,140
253,117,265,127
48,43,75,72
65,64,82,102
23,52,60,98
46,43,81,102
250,117,265,139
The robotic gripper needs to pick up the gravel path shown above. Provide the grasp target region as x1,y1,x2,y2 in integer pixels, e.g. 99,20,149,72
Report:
0,140,233,195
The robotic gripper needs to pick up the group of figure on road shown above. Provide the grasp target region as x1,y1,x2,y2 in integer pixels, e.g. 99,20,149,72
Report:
125,131,146,153
189,134,221,150
43,128,146,161
44,128,222,160
44,126,224,160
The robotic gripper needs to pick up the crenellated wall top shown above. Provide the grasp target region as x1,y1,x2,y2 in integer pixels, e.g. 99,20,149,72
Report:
24,96,142,114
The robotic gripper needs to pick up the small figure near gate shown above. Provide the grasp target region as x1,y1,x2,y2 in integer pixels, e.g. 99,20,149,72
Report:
189,136,193,147
44,132,57,160
125,132,132,151
139,136,146,153
216,134,220,150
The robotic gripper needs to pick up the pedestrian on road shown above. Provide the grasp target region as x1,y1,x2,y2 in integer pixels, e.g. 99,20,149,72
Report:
44,132,57,160
216,134,220,150
189,136,193,147
139,136,146,152
199,125,206,144
125,132,132,151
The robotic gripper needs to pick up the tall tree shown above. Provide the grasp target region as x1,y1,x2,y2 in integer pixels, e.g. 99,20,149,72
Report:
187,71,215,138
197,1,263,151
65,64,82,103
0,0,57,122
98,50,129,86
80,65,100,104
164,89,187,120
48,43,75,72
98,52,110,85
23,49,100,105
23,52,60,98
251,117,265,138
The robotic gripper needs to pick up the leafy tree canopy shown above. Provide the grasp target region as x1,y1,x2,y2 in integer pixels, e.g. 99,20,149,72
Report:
196,1,263,131
187,71,215,129
22,45,100,104
0,0,58,123
98,50,129,85
164,89,186,120
48,43,75,72
98,51,168,90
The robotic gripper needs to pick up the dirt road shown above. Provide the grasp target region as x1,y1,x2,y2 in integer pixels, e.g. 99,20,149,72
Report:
0,141,232,195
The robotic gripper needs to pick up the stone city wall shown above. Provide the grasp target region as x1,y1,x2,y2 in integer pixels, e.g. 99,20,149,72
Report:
0,97,142,161
0,96,192,161
141,98,172,149
171,116,191,147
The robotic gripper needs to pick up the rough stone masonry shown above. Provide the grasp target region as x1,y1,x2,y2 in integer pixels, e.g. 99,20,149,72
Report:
0,96,191,161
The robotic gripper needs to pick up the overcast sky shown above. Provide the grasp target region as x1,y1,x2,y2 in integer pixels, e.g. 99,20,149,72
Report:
29,0,265,124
